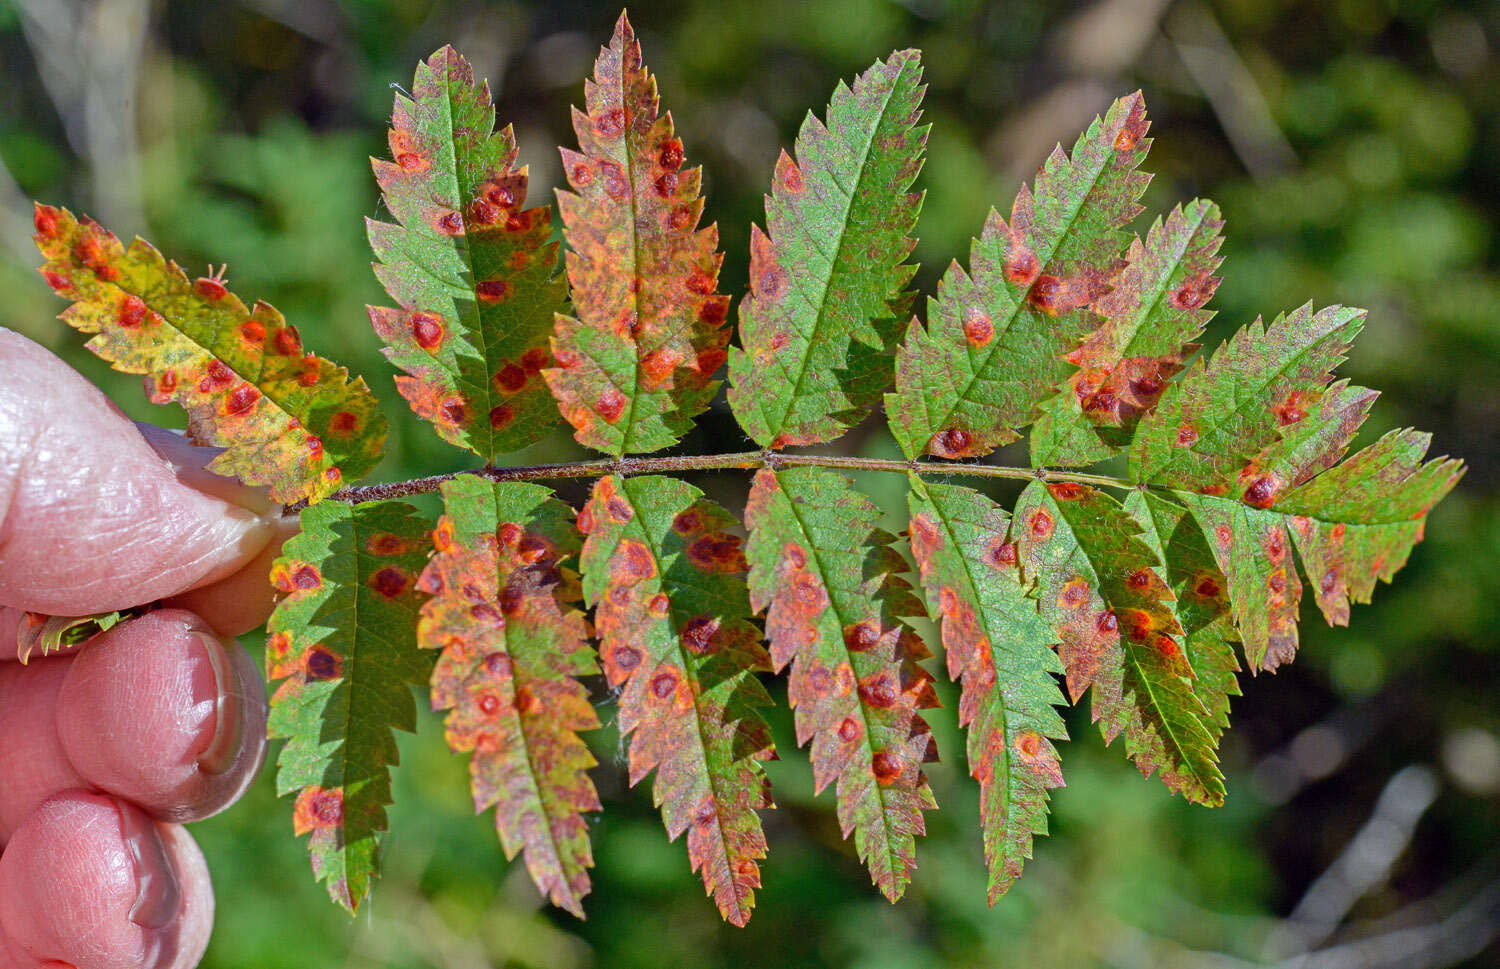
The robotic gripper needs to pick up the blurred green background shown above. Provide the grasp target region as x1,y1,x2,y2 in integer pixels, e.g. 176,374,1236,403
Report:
2,0,1498,966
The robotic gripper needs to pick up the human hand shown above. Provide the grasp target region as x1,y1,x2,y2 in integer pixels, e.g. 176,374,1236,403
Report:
0,329,291,968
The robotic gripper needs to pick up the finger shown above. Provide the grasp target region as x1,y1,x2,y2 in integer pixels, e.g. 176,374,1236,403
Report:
54,610,267,824
0,792,213,969
162,512,299,637
0,329,277,615
0,654,84,842
0,611,266,836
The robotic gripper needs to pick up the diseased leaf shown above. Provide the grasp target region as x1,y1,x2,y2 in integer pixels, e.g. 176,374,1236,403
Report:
1126,491,1240,737
544,14,732,456
579,475,775,925
14,609,126,664
368,47,568,459
743,467,938,900
1012,480,1223,805
728,50,927,448
1030,199,1224,466
33,204,385,503
1128,302,1365,490
1179,424,1462,672
266,500,433,911
417,478,600,917
906,478,1066,902
886,92,1150,460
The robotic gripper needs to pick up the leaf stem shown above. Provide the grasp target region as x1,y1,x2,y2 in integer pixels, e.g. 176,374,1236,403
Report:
309,451,1133,508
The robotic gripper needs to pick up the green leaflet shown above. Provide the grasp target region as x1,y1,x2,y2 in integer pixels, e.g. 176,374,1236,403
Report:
906,478,1067,902
266,500,433,912
545,15,732,456
727,50,927,448
368,47,568,460
1012,480,1224,805
33,205,385,503
579,475,775,925
1126,491,1240,737
1129,302,1366,489
1180,426,1462,672
1030,199,1224,467
743,467,938,900
417,478,600,917
886,92,1151,460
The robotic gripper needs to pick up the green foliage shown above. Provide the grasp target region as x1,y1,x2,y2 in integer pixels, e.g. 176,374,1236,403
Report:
25,8,1464,938
367,47,568,460
265,500,433,910
727,49,927,447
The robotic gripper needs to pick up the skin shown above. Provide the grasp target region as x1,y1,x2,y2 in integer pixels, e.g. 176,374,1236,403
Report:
0,329,290,968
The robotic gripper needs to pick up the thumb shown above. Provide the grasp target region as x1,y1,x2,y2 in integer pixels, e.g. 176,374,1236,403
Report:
0,329,277,615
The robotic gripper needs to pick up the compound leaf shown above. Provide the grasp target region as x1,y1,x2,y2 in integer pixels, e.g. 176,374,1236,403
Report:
1012,480,1224,805
728,50,926,448
906,478,1066,902
266,500,433,911
1030,199,1224,466
744,467,938,900
580,475,775,925
886,92,1150,460
33,204,384,503
417,478,600,917
368,47,568,459
545,14,732,456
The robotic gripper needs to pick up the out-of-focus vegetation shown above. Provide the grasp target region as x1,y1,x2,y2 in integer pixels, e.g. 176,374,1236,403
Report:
2,1,1497,966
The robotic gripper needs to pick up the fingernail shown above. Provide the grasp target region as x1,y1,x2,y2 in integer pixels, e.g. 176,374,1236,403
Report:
191,631,243,776
114,800,181,930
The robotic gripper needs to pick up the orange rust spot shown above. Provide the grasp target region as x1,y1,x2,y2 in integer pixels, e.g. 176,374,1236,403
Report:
570,162,593,186
294,787,344,834
1004,246,1040,286
42,270,71,293
668,206,694,230
843,622,879,652
1268,572,1286,594
606,495,633,522
436,211,464,235
608,643,642,672
476,280,511,303
1097,610,1119,634
1048,481,1089,501
239,320,265,343
653,172,679,198
778,151,804,193
756,266,788,300
1029,509,1054,541
614,540,656,583
682,616,720,654
1175,423,1199,447
671,509,702,534
305,647,341,681
1274,394,1308,426
273,327,302,356
329,411,359,435
1243,474,1283,509
1265,528,1287,562
291,564,322,591
478,693,502,716
837,717,861,742
118,295,148,329
207,359,234,386
370,567,409,599
488,405,515,429
858,672,898,708
1015,731,1043,760
516,534,548,564
225,384,260,417
367,532,410,556
962,309,994,348
1114,126,1140,151
648,593,670,617
1127,569,1153,590
871,750,901,785
32,205,57,237
928,427,976,459
687,533,746,573
324,467,341,485
599,161,627,199
699,298,728,326
469,198,501,226
783,543,808,570
410,312,444,350
595,107,625,137
1193,574,1222,599
439,397,468,426
494,363,527,392
1058,578,1089,609
514,686,540,715
650,669,679,699
658,140,684,170
640,348,681,388
1154,634,1180,658
1027,274,1065,315
521,348,550,373
596,387,627,423
989,540,1018,569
